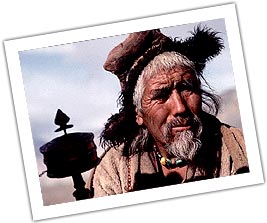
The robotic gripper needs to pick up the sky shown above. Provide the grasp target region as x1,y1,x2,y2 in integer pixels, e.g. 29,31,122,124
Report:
18,18,242,205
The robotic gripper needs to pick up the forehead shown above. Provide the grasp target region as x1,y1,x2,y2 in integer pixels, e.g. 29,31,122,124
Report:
143,68,196,87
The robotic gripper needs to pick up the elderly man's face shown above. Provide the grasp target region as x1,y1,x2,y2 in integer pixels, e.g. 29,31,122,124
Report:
136,68,202,157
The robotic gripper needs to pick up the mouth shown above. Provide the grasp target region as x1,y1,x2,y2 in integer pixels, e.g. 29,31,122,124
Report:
171,125,191,136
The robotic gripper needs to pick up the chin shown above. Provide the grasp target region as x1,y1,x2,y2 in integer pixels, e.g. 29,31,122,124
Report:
166,130,202,161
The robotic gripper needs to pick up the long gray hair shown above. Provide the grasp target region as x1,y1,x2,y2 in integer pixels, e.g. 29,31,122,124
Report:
130,52,220,157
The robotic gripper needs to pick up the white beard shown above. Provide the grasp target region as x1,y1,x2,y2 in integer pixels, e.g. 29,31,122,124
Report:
166,129,202,161
164,115,202,162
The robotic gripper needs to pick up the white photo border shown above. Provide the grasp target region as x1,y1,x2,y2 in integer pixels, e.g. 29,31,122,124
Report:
4,3,263,221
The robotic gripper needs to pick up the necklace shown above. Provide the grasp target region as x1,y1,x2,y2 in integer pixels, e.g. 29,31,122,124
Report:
153,145,187,169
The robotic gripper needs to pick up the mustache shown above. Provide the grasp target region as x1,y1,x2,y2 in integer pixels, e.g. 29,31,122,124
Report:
166,113,199,129
167,116,192,128
164,114,202,139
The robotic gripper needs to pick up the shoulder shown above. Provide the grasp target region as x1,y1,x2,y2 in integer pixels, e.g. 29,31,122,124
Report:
93,144,126,177
99,144,125,162
220,124,245,146
220,124,249,174
87,144,127,197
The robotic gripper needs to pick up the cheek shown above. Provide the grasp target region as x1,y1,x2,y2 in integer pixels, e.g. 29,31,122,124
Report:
188,94,202,114
142,102,169,138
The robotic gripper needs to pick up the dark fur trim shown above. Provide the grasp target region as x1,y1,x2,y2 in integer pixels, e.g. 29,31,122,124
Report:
100,25,224,150
173,25,224,75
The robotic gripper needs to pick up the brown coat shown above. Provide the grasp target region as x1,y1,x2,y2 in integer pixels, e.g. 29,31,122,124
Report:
88,124,249,198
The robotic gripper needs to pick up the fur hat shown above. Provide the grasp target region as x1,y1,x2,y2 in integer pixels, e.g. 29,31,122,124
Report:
104,26,223,89
101,25,224,150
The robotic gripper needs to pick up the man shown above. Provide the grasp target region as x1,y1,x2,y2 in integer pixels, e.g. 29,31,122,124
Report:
88,25,249,197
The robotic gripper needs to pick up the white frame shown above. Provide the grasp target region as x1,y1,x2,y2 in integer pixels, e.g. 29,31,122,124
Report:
4,3,263,221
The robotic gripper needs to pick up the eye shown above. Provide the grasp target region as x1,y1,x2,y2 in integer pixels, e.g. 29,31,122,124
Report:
176,79,198,97
151,87,171,102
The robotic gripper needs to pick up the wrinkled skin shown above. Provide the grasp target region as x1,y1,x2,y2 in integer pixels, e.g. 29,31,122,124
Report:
136,68,202,158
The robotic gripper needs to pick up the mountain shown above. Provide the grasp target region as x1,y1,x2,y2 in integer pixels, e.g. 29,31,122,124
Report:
217,88,242,129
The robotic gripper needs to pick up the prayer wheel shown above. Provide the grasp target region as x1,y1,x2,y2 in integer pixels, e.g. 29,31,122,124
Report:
39,109,100,200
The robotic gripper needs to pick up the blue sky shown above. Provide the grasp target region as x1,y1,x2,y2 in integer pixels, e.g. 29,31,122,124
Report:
18,18,240,205
19,18,234,151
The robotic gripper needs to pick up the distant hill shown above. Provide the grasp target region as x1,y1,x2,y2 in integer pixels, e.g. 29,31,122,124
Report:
217,88,242,129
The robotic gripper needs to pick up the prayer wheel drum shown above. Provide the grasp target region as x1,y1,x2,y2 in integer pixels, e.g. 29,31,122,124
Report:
40,132,99,178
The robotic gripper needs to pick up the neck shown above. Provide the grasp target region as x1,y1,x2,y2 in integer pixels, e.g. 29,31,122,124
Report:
153,145,187,169
153,145,189,183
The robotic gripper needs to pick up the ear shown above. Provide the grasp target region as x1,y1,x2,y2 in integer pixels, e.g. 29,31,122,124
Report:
135,109,144,126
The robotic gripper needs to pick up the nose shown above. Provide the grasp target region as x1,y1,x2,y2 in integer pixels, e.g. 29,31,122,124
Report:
168,89,187,117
